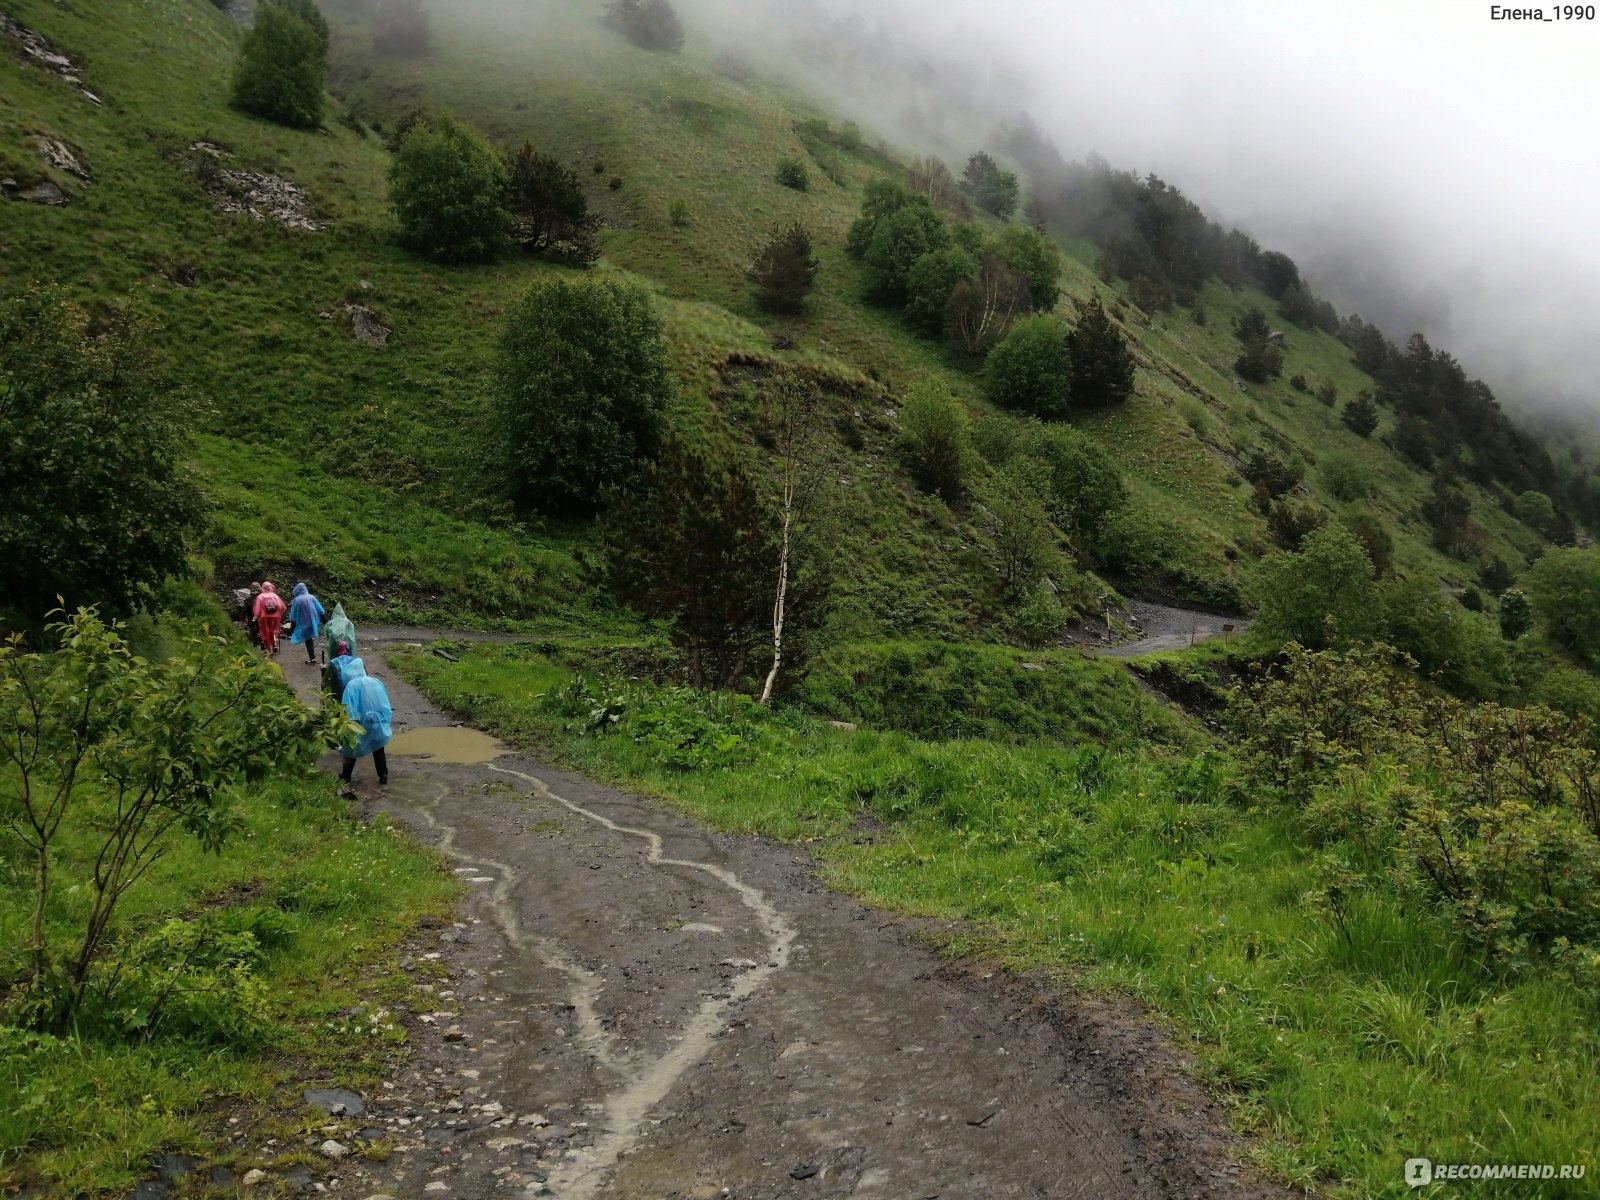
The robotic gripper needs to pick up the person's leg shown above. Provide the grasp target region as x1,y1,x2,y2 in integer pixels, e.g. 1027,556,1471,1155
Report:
307,636,317,663
340,756,355,783
374,748,388,785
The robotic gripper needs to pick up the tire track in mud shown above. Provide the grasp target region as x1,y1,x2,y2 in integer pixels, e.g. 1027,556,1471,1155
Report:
405,781,619,1071
485,763,797,1200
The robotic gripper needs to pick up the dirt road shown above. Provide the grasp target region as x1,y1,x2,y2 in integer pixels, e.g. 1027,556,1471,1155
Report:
275,635,1284,1200
1093,602,1248,658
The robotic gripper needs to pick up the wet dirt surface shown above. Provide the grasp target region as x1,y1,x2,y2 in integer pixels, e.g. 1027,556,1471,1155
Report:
271,635,1290,1200
1092,602,1249,658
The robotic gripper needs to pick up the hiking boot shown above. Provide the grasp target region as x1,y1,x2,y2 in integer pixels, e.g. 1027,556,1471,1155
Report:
379,775,389,786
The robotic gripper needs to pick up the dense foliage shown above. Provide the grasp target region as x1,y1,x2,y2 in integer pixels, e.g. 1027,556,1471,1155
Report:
983,316,1073,420
0,291,205,620
505,145,600,265
749,224,819,314
229,1,326,130
494,279,671,514
389,114,511,264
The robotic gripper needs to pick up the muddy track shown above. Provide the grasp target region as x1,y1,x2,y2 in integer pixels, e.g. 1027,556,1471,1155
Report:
275,634,1289,1200
1092,601,1249,658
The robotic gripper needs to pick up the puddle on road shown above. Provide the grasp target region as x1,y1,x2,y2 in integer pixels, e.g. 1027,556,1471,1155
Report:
387,726,505,764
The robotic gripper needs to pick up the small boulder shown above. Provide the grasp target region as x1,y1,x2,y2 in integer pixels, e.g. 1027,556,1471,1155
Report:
242,1169,268,1187
319,1140,350,1160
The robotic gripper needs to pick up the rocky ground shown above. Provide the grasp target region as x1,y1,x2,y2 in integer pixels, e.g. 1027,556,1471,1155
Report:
143,632,1289,1200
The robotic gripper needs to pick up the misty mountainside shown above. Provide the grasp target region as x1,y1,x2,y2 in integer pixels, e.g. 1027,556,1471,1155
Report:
3,0,1590,647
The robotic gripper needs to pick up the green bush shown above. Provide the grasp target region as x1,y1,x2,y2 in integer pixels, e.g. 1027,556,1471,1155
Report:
989,225,1062,312
748,223,818,314
389,114,510,264
898,377,972,504
1011,423,1126,550
1066,296,1136,408
1526,548,1600,663
862,204,949,304
1252,520,1379,648
0,290,205,620
1514,489,1557,536
903,247,977,335
1319,453,1373,502
495,278,671,513
229,2,326,130
1012,586,1066,649
983,316,1072,420
983,466,1064,598
1499,586,1534,641
775,158,809,191
1341,394,1380,438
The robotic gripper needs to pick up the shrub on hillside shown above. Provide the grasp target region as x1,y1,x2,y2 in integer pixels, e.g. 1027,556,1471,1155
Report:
600,439,823,691
1526,548,1600,665
775,158,809,191
229,2,326,129
669,198,691,227
506,145,599,265
944,257,1031,356
389,114,510,264
984,467,1064,599
1252,520,1379,648
903,247,977,335
1319,453,1372,501
845,180,926,259
1317,381,1339,406
1233,306,1284,383
1012,423,1127,552
1514,489,1557,536
494,279,671,514
1499,587,1534,641
1241,448,1303,499
983,316,1072,420
862,204,948,304
1341,393,1380,437
1066,296,1136,407
748,224,819,315
961,151,1020,220
989,225,1062,312
1266,500,1327,551
605,0,685,51
1342,509,1395,577
898,377,972,504
1012,585,1066,649
0,290,206,619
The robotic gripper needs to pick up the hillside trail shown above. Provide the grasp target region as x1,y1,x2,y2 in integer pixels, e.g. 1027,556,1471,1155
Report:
1091,601,1248,659
279,631,1288,1200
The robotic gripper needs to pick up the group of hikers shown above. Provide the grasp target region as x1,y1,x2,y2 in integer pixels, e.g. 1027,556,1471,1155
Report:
232,581,393,785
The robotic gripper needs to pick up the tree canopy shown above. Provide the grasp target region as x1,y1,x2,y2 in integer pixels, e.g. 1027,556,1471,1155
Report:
389,114,511,264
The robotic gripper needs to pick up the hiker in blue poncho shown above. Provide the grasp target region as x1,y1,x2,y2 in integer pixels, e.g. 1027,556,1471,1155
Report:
339,660,393,785
288,582,326,664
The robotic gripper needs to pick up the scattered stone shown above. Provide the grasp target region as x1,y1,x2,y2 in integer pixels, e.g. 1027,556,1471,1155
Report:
354,1127,386,1142
186,146,326,230
828,720,859,732
2,179,67,205
305,1087,366,1118
317,303,390,349
0,13,98,100
680,922,724,934
242,1170,268,1187
1020,662,1046,672
319,1140,350,1160
34,135,88,178
791,1162,820,1180
424,1184,450,1194
517,1113,549,1127
442,1025,468,1042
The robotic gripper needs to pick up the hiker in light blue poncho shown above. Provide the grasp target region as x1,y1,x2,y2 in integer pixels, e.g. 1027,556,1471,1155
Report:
288,582,326,664
339,660,393,785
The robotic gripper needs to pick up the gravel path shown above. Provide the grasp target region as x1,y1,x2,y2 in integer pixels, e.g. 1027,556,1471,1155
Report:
1094,602,1249,658
258,633,1287,1200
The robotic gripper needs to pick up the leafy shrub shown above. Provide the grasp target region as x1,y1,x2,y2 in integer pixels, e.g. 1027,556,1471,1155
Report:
669,198,691,227
1317,381,1339,406
944,257,1031,356
749,223,819,314
983,316,1072,420
1012,586,1066,649
229,2,326,129
1252,520,1378,648
1233,307,1283,383
1526,548,1600,664
1289,373,1309,393
775,158,809,191
983,466,1063,598
1499,587,1534,641
1266,499,1327,550
862,204,949,304
989,225,1062,311
1514,489,1557,536
898,377,972,504
0,290,205,618
903,247,977,335
1241,448,1304,499
609,176,624,191
961,151,1020,219
1010,423,1127,551
1066,296,1136,408
1319,453,1373,502
389,114,510,264
494,278,670,514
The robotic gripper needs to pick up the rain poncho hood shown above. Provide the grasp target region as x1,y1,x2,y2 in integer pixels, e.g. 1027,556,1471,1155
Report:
331,653,362,692
340,662,392,759
288,583,325,646
253,582,283,619
324,603,357,658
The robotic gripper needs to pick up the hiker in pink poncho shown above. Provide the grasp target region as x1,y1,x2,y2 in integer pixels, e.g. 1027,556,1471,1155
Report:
253,581,286,654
